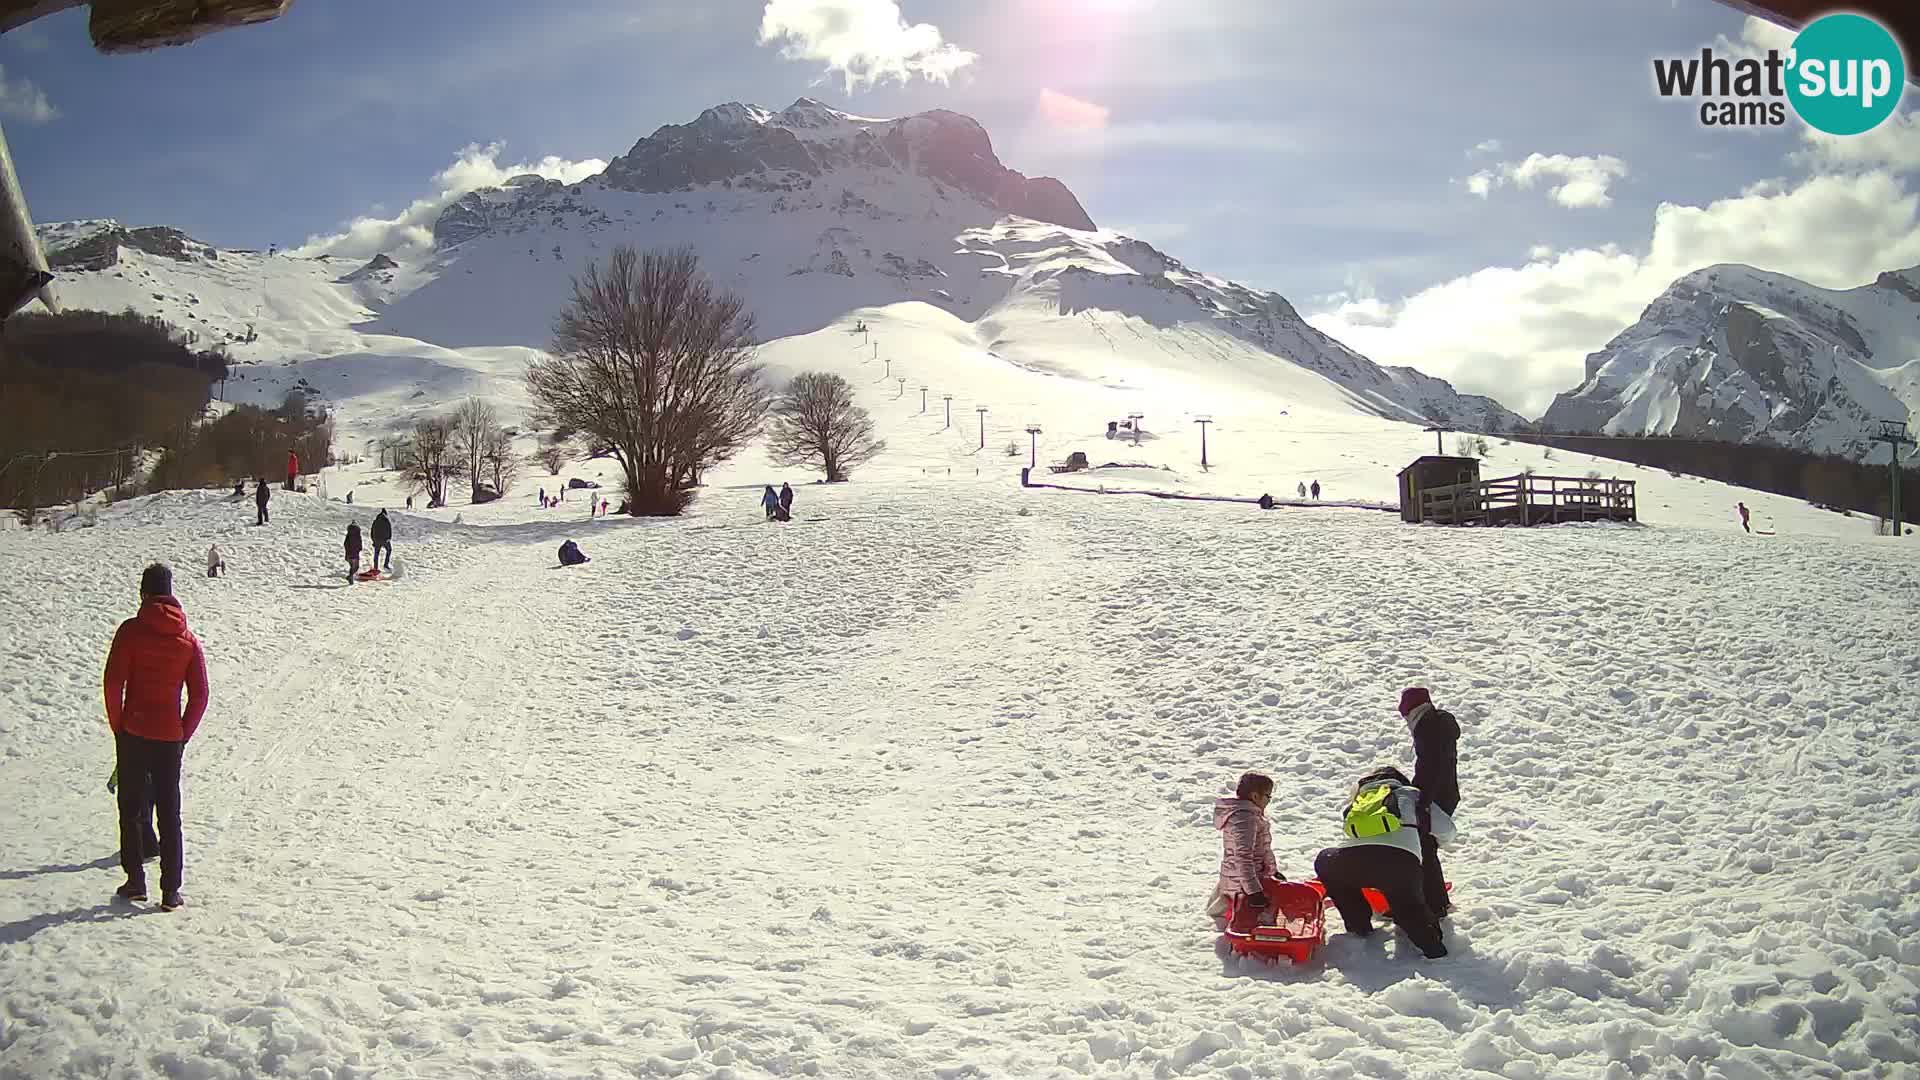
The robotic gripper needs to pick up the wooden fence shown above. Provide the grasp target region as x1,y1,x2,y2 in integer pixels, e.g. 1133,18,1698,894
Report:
1418,473,1636,526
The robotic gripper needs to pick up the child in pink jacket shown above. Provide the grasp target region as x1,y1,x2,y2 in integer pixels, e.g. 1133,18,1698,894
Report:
1207,772,1285,928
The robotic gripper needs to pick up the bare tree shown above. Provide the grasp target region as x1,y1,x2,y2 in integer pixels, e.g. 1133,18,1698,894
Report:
451,397,503,502
529,246,770,515
765,371,886,482
535,441,567,476
405,415,461,508
482,427,520,497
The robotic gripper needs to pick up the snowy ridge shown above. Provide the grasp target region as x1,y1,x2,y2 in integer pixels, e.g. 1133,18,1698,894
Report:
1543,262,1920,456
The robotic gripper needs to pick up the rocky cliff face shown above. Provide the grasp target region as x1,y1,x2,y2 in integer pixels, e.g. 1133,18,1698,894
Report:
554,99,1091,233
1542,264,1920,457
44,223,218,272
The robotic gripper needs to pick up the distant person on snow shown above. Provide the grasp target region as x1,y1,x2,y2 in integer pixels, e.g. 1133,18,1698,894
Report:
1298,482,1307,499
1258,493,1275,510
1313,767,1454,959
1737,502,1751,533
345,490,353,505
104,563,209,911
1400,687,1460,918
345,522,364,582
370,509,393,572
1310,480,1321,500
286,449,299,492
762,485,780,521
254,477,270,526
206,544,225,579
779,482,794,520
558,539,589,567
406,495,414,510
600,499,608,517
1207,772,1286,932
539,486,546,506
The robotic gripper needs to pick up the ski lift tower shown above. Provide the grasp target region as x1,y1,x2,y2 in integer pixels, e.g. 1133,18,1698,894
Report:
1195,416,1213,470
943,394,953,429
977,406,990,450
1025,424,1042,468
1871,419,1917,537
920,385,928,413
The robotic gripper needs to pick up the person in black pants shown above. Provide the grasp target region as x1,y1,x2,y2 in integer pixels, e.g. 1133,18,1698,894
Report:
103,564,210,910
1313,766,1455,958
370,509,393,571
255,477,270,525
1400,687,1461,917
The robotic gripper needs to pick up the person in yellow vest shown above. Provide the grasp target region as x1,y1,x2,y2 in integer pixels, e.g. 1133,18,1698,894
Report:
1313,766,1455,958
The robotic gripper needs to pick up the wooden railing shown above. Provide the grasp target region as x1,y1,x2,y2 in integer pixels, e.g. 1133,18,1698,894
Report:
1419,474,1636,526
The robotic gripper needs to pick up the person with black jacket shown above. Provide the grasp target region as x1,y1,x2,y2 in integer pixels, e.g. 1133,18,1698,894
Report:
1400,686,1461,917
370,510,393,571
779,483,795,521
254,477,270,526
344,523,363,582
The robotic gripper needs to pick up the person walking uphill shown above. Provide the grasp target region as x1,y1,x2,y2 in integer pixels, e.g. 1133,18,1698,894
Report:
779,482,794,521
344,522,363,582
1401,687,1461,917
1313,767,1454,958
370,509,393,571
104,563,208,911
1206,772,1286,931
255,477,270,526
761,485,780,521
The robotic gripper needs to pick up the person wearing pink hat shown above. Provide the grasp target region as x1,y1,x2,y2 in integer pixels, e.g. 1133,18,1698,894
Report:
1399,686,1460,917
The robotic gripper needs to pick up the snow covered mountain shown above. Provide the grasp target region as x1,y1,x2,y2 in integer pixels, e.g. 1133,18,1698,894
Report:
32,99,1527,484
1542,263,1920,457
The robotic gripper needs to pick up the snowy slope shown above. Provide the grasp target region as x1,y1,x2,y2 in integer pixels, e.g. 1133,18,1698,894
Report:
3,482,1917,1079
1542,263,1920,456
34,99,1526,480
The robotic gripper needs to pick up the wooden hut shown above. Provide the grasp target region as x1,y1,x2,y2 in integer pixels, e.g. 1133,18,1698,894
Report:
1398,456,1481,523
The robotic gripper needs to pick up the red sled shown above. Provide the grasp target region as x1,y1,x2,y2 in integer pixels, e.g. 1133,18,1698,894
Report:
1222,879,1327,964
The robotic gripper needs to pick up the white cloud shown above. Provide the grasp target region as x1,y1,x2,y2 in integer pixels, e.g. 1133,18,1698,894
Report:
0,64,57,124
1467,153,1629,209
293,143,606,260
1797,109,1920,174
1469,139,1502,156
759,0,977,93
1311,170,1920,417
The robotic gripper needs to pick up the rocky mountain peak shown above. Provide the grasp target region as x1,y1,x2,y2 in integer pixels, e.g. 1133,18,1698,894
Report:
592,100,1095,232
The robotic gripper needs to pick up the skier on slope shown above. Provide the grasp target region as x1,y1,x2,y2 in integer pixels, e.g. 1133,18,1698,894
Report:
1313,767,1454,958
254,476,271,526
344,522,364,582
762,485,780,521
1206,772,1286,932
1399,687,1460,918
370,510,393,572
104,563,209,911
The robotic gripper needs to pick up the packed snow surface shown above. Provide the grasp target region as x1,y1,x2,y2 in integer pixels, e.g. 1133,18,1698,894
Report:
3,478,1917,1079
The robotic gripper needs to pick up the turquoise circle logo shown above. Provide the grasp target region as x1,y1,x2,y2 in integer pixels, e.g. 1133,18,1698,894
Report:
1787,13,1905,136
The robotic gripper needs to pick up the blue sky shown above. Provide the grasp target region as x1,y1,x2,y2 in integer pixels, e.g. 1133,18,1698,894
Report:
4,0,1918,413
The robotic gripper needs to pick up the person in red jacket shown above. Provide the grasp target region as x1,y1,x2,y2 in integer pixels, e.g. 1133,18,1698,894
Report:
104,563,209,910
285,448,299,491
